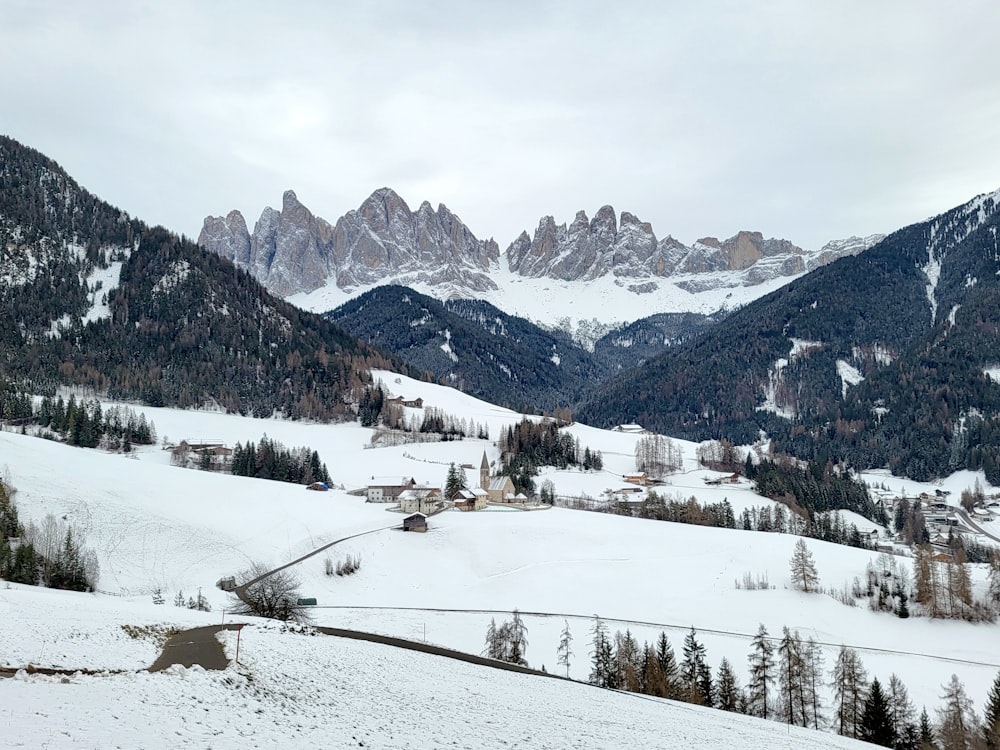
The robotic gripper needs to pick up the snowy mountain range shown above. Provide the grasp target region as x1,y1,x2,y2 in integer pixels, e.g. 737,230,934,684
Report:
198,188,883,334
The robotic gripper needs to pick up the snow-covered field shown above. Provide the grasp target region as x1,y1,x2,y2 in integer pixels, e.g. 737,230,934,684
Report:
2,370,999,747
2,604,873,750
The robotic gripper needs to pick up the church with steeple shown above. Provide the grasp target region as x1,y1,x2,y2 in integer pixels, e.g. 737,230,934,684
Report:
480,450,517,503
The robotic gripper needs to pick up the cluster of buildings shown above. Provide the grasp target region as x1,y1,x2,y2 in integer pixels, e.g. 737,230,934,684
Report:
364,452,528,524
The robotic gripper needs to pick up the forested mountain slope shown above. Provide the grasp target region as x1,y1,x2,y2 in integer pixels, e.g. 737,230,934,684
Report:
328,285,606,411
578,189,1000,481
0,136,396,419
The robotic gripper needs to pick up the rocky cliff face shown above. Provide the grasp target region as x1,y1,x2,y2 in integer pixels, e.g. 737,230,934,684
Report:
506,207,671,281
505,210,884,288
506,213,816,282
200,189,882,300
199,188,499,297
331,189,499,290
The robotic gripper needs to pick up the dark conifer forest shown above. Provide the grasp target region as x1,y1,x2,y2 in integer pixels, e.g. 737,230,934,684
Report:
0,136,399,420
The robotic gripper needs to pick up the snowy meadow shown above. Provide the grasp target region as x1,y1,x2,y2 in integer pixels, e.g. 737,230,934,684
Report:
1,370,998,748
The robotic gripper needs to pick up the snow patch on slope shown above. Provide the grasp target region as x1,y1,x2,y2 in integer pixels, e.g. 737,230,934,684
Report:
836,360,864,399
757,340,823,418
152,260,192,296
81,261,124,326
922,252,941,324
440,329,459,363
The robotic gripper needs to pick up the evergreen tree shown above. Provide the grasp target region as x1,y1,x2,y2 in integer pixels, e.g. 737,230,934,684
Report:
790,538,820,592
747,623,775,719
681,627,711,705
444,463,467,499
697,658,715,708
716,657,743,712
860,678,896,747
589,617,616,689
918,707,935,750
655,631,681,700
983,671,1000,750
640,643,665,697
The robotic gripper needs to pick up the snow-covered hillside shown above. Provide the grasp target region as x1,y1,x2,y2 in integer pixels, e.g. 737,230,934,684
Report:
1,588,874,750
2,371,999,746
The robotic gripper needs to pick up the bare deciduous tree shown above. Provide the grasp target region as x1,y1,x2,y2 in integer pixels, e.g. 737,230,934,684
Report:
229,562,309,622
635,434,682,479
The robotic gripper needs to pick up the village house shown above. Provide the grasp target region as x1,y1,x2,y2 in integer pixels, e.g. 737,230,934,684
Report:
398,487,442,515
365,477,417,503
386,396,425,409
704,473,741,486
453,487,489,511
622,472,648,486
170,440,233,470
613,424,651,435
609,486,644,502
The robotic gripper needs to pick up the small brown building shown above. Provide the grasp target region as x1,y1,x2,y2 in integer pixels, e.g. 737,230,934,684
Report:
403,513,428,532
623,472,648,486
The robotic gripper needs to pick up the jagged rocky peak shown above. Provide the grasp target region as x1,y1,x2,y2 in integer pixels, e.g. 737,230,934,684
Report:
198,209,251,267
200,186,499,297
199,185,876,300
507,205,660,281
199,189,334,297
357,186,411,232
505,202,826,284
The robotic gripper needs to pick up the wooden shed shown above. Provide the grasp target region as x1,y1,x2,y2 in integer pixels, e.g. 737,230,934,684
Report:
403,513,428,532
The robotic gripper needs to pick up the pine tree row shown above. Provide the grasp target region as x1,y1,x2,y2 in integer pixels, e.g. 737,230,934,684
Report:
230,435,331,486
32,394,156,450
499,418,603,495
581,614,1000,749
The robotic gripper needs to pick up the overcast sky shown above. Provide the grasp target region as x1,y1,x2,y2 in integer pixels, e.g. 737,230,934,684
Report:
3,0,999,251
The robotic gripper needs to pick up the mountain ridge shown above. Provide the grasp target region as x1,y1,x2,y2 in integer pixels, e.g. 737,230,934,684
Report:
199,189,883,331
0,135,398,419
576,186,1000,482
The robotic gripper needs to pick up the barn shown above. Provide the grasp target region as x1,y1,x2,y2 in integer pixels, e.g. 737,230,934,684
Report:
403,513,428,532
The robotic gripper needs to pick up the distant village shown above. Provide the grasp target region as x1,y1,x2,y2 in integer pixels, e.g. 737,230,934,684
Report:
161,395,1000,553
358,451,536,532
